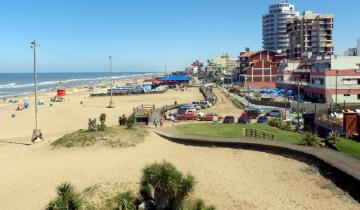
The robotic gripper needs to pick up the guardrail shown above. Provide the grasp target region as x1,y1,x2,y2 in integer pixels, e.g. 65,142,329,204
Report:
244,128,274,140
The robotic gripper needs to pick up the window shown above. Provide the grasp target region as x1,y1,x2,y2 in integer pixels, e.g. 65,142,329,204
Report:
358,79,360,84
358,94,360,100
320,79,324,85
344,94,350,97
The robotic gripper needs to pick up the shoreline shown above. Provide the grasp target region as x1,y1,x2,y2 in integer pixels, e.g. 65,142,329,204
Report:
0,72,163,99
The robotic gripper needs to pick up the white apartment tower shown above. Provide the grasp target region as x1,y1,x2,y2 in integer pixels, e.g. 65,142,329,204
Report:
262,1,298,54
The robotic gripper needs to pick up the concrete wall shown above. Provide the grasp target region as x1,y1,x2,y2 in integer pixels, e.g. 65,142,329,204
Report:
331,56,360,69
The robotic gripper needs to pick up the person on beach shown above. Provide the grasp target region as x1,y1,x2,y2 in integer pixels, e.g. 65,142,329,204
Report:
159,118,163,127
153,118,158,128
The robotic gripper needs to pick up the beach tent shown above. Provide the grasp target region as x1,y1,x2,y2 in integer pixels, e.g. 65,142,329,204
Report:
9,98,18,103
23,101,30,108
37,99,45,105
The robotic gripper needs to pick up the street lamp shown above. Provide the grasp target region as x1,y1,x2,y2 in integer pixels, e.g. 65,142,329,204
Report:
30,40,43,143
107,55,115,108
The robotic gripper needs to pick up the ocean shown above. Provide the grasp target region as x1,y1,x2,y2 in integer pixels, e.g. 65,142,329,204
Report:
0,72,157,98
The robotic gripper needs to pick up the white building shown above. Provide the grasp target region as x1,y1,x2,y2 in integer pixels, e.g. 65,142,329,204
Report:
262,1,298,54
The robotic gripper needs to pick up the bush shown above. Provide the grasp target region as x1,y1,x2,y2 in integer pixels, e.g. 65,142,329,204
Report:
104,191,137,210
126,114,136,129
300,132,319,146
98,113,107,131
88,118,97,131
46,182,82,210
119,114,127,126
325,131,340,147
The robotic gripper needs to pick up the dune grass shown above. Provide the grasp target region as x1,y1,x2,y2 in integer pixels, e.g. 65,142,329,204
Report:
52,125,147,148
175,123,360,159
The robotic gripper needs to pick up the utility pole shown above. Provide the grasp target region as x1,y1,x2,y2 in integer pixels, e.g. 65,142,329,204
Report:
164,65,167,76
107,55,115,108
31,40,42,143
297,78,300,128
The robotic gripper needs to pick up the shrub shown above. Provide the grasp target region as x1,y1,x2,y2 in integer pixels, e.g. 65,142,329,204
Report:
300,132,319,146
98,113,107,131
88,118,97,131
46,182,82,210
325,131,340,147
104,191,137,210
126,114,136,129
119,114,127,126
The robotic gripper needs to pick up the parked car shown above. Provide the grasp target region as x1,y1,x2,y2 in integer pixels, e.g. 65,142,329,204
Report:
243,108,261,119
223,115,235,124
291,116,304,125
267,109,282,117
175,112,199,120
200,101,212,108
199,113,223,121
191,101,202,110
257,116,269,124
238,116,250,124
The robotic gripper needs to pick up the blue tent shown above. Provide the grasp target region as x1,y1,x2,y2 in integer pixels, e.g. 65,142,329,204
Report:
160,75,189,81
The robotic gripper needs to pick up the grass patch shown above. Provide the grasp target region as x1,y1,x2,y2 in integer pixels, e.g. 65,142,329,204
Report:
335,138,360,159
175,123,360,159
176,123,301,144
52,125,147,148
301,165,319,175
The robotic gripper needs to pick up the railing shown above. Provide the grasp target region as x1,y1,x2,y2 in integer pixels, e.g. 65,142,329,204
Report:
244,128,274,140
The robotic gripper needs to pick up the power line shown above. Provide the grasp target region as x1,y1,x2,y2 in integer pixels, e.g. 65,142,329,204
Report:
36,43,127,71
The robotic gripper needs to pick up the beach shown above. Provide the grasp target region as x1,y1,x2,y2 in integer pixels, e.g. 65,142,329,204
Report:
0,85,359,209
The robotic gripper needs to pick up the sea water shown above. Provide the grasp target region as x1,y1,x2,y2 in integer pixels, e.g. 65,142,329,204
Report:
0,72,156,98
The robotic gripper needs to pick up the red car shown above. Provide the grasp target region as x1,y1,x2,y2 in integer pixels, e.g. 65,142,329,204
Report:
199,113,223,121
176,112,199,120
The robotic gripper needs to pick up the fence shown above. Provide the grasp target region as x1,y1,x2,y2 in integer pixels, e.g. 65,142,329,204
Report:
244,128,274,140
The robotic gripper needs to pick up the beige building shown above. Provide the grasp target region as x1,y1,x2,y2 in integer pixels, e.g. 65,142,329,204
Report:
287,11,334,60
210,52,237,70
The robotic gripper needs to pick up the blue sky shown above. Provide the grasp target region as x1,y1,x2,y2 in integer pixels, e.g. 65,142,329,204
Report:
0,0,359,73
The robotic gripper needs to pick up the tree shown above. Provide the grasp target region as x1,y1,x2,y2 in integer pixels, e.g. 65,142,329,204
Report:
46,182,82,210
140,161,195,210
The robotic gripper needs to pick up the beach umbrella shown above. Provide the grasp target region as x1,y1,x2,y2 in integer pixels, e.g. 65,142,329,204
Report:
37,99,45,105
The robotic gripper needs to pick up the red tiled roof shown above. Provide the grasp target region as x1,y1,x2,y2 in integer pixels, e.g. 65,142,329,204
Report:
239,51,255,58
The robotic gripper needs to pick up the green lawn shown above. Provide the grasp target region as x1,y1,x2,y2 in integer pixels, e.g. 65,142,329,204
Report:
176,123,302,144
175,123,360,159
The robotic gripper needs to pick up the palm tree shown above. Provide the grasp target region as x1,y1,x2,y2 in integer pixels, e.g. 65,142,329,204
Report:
140,161,195,210
46,182,82,210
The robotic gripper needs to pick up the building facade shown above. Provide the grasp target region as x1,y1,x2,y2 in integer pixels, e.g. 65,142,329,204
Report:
262,1,298,54
277,55,360,103
287,11,334,60
244,50,284,89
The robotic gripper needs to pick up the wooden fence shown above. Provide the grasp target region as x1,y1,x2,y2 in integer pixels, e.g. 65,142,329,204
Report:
244,128,274,140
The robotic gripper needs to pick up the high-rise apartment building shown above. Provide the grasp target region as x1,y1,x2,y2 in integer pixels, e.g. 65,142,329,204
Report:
262,1,298,54
287,11,334,60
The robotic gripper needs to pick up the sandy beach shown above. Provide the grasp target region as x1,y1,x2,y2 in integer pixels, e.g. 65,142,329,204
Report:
0,87,359,209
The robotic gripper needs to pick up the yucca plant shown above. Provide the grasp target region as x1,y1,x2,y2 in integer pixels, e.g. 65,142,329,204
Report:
88,118,97,131
98,113,107,131
140,161,196,210
325,131,340,147
46,182,82,210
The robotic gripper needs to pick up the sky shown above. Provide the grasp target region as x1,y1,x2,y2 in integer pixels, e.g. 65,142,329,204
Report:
0,0,359,73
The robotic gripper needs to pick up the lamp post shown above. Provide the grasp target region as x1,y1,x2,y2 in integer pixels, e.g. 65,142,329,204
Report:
30,40,43,143
107,55,115,108
297,78,300,128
